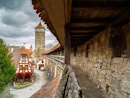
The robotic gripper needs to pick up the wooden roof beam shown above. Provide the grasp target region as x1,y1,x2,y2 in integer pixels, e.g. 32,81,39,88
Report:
72,1,130,11
70,30,100,33
36,6,44,13
71,38,89,40
71,17,117,24
64,0,72,24
71,35,95,37
32,0,40,5
70,26,105,30
39,10,46,18
33,1,42,10
70,32,98,35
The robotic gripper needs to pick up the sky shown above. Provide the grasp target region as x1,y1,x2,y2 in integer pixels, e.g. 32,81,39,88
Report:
0,0,57,49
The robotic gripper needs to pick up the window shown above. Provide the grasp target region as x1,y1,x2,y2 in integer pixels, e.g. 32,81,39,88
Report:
22,56,26,62
74,47,77,56
25,65,28,70
85,44,89,58
19,65,23,70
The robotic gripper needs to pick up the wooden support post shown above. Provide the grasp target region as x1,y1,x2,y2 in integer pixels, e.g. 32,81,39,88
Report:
64,24,71,65
126,32,130,57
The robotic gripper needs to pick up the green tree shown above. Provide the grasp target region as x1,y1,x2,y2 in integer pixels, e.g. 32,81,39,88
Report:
0,39,16,92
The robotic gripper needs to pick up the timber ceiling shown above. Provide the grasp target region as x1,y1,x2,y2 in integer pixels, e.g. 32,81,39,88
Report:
32,0,130,47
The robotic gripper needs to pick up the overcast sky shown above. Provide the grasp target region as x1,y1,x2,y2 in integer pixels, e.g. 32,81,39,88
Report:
0,0,57,49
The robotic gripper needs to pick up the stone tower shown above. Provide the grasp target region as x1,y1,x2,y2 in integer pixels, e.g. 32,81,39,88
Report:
35,22,45,57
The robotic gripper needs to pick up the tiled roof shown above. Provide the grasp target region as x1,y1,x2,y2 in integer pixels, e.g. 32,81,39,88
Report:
30,74,60,98
36,22,45,29
21,46,32,57
8,46,22,69
43,43,61,54
9,45,33,68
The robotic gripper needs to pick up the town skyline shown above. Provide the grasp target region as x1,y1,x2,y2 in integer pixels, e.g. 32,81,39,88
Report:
0,0,56,49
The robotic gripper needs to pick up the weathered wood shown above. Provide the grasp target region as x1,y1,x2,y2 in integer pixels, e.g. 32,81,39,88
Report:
71,18,116,24
70,26,105,30
72,1,130,11
70,32,98,35
41,14,47,21
36,6,44,13
39,10,46,18
70,30,100,33
33,1,41,10
71,35,94,37
64,24,71,65
112,11,130,26
64,0,72,24
71,38,89,40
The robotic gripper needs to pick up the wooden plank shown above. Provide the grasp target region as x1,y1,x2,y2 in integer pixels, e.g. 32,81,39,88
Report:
71,38,89,40
70,30,100,33
36,6,44,13
72,1,130,11
39,10,46,18
64,0,72,24
71,18,116,24
70,26,105,30
71,35,94,37
64,24,71,65
112,11,130,26
33,1,41,10
70,32,98,35
41,14,47,20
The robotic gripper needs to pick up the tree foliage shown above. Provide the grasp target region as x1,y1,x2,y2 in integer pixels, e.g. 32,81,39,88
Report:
0,39,16,92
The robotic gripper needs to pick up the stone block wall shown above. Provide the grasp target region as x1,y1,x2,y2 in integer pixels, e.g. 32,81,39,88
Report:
56,66,82,98
44,57,64,81
70,25,129,98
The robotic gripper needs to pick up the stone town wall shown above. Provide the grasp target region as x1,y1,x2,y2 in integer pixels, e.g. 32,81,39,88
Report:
70,26,128,98
56,66,82,98
44,57,64,81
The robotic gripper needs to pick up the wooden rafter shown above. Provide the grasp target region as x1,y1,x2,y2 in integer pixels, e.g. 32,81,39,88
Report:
72,1,130,11
71,17,117,24
70,26,105,30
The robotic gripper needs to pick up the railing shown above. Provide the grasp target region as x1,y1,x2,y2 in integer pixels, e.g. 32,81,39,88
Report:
45,55,64,63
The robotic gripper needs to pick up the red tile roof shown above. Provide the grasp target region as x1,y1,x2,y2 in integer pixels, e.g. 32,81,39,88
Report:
8,46,21,68
9,45,33,68
36,22,45,29
30,74,60,98
43,43,61,54
21,46,33,57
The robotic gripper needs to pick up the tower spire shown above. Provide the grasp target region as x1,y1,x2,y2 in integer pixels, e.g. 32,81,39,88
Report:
36,22,44,28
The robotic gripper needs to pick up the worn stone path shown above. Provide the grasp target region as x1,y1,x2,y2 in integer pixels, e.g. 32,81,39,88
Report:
72,66,109,98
